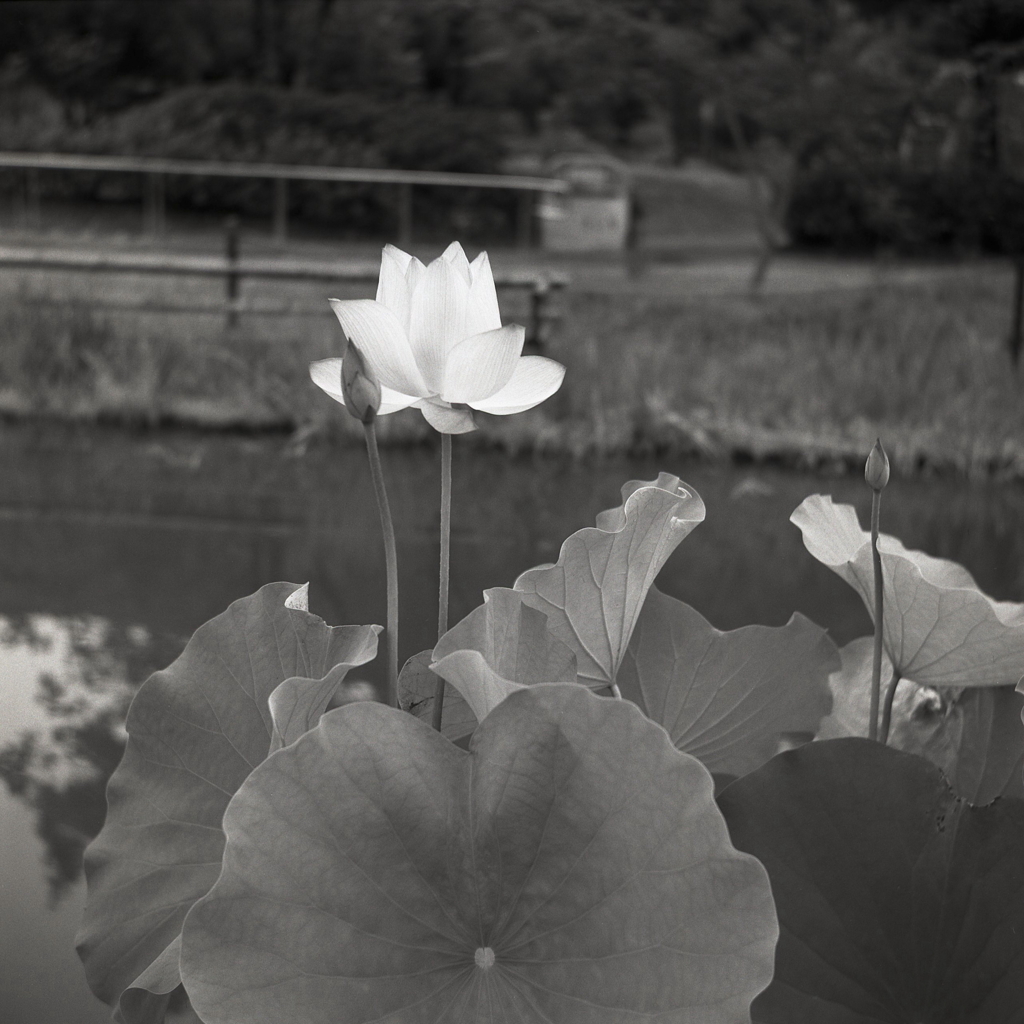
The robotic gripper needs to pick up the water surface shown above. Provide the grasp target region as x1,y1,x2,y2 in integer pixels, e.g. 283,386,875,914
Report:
2,421,1023,1023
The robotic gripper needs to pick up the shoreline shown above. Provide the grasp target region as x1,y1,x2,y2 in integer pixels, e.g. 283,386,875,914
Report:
3,252,1021,485
3,396,1022,485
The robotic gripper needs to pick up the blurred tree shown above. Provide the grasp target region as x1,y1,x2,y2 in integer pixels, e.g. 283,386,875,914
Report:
4,0,1023,251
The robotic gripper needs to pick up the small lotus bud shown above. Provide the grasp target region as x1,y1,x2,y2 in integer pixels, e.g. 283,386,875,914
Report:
864,438,890,491
341,341,381,424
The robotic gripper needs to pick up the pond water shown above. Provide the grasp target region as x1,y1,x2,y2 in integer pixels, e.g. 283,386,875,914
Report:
2,420,1023,1023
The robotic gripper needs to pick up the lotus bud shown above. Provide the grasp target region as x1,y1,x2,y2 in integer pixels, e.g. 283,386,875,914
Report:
341,340,382,424
864,439,890,491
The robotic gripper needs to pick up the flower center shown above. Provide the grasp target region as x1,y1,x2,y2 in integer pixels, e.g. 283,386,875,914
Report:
474,947,496,969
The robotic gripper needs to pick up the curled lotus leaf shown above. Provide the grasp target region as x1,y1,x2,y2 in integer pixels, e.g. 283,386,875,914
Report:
399,591,575,740
180,684,778,1024
397,649,478,741
618,587,838,778
792,494,1024,687
434,587,577,686
514,473,705,688
77,582,380,1024
411,587,579,737
429,649,526,722
268,640,380,753
718,739,1024,1024
111,937,181,1024
819,636,1024,804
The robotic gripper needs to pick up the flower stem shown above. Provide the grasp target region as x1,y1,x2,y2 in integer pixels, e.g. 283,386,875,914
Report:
868,488,884,742
364,420,399,708
431,432,452,732
879,670,902,746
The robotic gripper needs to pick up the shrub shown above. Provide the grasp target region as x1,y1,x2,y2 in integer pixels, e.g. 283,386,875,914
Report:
788,159,1024,255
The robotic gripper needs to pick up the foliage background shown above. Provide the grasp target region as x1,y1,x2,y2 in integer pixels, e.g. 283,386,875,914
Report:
4,0,1024,250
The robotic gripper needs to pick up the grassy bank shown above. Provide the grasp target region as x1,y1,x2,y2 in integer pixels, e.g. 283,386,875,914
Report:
1,264,1022,480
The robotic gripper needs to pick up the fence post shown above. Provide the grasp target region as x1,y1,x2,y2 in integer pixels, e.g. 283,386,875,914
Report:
273,178,288,242
225,215,240,328
398,182,413,248
1010,257,1024,366
144,173,166,237
517,191,533,249
25,167,41,229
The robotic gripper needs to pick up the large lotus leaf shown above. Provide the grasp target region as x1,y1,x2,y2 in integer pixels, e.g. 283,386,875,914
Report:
180,684,778,1024
618,587,838,778
718,739,1024,1024
514,473,705,688
397,649,478,741
77,582,380,1024
818,636,1024,803
792,494,1024,687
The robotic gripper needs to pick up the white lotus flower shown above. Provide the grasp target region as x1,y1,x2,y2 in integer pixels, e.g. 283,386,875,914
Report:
310,242,566,434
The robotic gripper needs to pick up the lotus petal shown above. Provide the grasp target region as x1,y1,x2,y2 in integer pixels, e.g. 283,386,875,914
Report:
465,250,502,337
470,355,565,414
792,494,1024,687
374,244,415,332
180,685,777,1024
515,474,705,687
309,358,419,415
618,587,838,778
407,253,471,392
440,324,525,404
327,299,429,397
440,239,472,283
414,397,477,434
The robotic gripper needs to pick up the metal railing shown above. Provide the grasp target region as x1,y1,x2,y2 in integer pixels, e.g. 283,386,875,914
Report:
0,151,569,247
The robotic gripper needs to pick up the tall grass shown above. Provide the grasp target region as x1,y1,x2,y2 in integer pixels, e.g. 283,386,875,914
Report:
1,266,1021,477
529,269,1024,476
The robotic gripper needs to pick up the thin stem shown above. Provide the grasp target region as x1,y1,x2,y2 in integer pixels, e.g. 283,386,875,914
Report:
431,432,452,732
364,420,399,708
868,488,884,742
879,670,902,746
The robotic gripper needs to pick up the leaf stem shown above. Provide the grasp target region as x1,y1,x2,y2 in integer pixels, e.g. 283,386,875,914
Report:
879,670,902,746
868,488,884,742
364,420,399,708
431,432,452,732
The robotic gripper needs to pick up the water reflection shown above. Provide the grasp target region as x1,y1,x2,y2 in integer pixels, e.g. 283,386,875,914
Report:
0,615,185,898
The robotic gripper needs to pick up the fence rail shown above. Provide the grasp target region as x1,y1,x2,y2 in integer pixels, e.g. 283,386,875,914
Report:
0,242,568,346
0,150,569,246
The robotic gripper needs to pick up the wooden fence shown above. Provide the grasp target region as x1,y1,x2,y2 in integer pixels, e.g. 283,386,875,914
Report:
0,234,568,348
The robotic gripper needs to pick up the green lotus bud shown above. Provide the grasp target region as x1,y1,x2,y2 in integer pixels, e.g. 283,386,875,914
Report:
341,341,381,424
864,438,890,491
